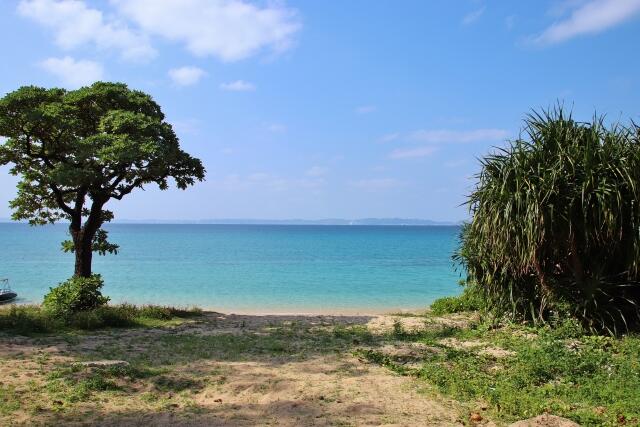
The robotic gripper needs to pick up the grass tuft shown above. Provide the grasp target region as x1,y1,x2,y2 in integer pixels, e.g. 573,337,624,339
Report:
0,303,203,335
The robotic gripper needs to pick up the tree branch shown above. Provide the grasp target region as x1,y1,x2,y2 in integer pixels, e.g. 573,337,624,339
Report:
111,178,145,200
49,183,75,216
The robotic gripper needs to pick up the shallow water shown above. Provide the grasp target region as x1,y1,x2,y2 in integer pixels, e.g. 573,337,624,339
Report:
0,223,463,312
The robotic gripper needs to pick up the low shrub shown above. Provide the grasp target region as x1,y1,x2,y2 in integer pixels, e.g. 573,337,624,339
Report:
430,282,484,315
138,305,173,320
42,275,109,318
66,305,137,329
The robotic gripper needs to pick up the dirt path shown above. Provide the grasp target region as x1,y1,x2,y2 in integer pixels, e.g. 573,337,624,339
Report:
0,312,470,426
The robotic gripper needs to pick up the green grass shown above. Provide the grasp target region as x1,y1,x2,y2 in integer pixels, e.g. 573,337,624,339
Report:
91,322,378,367
0,385,21,415
0,304,202,335
359,316,640,426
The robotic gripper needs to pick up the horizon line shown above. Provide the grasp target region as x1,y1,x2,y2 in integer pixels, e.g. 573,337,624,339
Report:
0,217,465,225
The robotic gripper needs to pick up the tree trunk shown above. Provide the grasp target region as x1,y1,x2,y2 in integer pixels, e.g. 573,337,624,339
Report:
71,229,94,277
69,199,104,278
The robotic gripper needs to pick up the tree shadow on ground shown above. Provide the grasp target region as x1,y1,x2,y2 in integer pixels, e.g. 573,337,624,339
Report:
0,312,466,426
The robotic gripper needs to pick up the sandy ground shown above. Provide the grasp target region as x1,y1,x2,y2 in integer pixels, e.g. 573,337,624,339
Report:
0,311,481,426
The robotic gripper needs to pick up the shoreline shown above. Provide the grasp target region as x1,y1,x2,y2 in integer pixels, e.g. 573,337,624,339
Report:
3,300,429,317
205,308,424,316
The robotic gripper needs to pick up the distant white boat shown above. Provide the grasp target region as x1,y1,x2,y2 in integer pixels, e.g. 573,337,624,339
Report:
0,278,17,303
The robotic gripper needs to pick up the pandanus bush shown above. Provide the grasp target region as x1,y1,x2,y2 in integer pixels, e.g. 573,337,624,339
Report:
457,107,640,334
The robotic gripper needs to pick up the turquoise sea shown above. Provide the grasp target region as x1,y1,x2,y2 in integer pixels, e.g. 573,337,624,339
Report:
0,223,463,313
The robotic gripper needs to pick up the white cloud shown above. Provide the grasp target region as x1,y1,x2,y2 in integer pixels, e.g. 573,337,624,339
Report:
378,133,400,143
112,0,301,62
18,0,155,61
389,146,437,160
409,128,509,143
349,178,403,191
306,166,328,177
505,15,516,30
462,6,485,25
533,0,640,45
355,105,376,114
40,56,104,88
168,66,206,86
220,80,256,91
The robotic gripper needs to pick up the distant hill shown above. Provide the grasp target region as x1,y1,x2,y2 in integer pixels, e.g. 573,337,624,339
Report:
1,217,463,226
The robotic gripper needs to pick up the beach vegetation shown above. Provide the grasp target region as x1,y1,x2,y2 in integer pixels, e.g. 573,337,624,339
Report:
0,303,202,335
360,313,640,426
456,107,640,334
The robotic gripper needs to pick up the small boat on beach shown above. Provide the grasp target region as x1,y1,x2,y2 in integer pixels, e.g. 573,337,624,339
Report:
0,278,17,303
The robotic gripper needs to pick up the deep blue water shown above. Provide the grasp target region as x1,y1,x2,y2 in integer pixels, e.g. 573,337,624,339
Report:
0,223,463,312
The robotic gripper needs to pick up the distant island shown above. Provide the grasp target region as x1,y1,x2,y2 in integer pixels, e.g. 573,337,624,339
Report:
110,218,462,226
0,218,463,226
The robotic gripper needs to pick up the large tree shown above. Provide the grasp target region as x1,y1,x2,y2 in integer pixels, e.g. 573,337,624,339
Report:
0,82,205,277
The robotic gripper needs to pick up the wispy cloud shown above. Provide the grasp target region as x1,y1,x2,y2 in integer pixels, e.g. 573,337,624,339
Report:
39,56,104,88
265,123,286,133
389,146,437,160
349,178,403,191
378,133,400,143
216,172,324,192
462,6,486,25
168,66,206,86
220,80,256,91
505,15,516,30
355,105,377,114
409,128,509,143
532,0,640,45
112,0,301,62
306,166,328,177
18,0,155,61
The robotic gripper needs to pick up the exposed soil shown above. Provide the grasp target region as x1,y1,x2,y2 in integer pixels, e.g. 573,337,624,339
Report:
0,312,475,426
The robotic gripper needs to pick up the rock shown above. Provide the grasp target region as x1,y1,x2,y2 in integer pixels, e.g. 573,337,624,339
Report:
77,360,129,368
509,414,580,427
470,412,483,422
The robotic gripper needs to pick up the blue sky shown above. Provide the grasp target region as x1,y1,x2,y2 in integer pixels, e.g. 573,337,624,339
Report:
1,0,639,221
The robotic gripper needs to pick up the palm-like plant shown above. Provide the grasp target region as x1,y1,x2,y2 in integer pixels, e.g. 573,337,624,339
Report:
457,107,640,334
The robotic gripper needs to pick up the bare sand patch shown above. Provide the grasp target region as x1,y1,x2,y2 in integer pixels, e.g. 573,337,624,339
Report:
0,311,469,426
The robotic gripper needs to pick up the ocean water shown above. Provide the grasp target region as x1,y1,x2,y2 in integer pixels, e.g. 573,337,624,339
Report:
0,223,463,313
